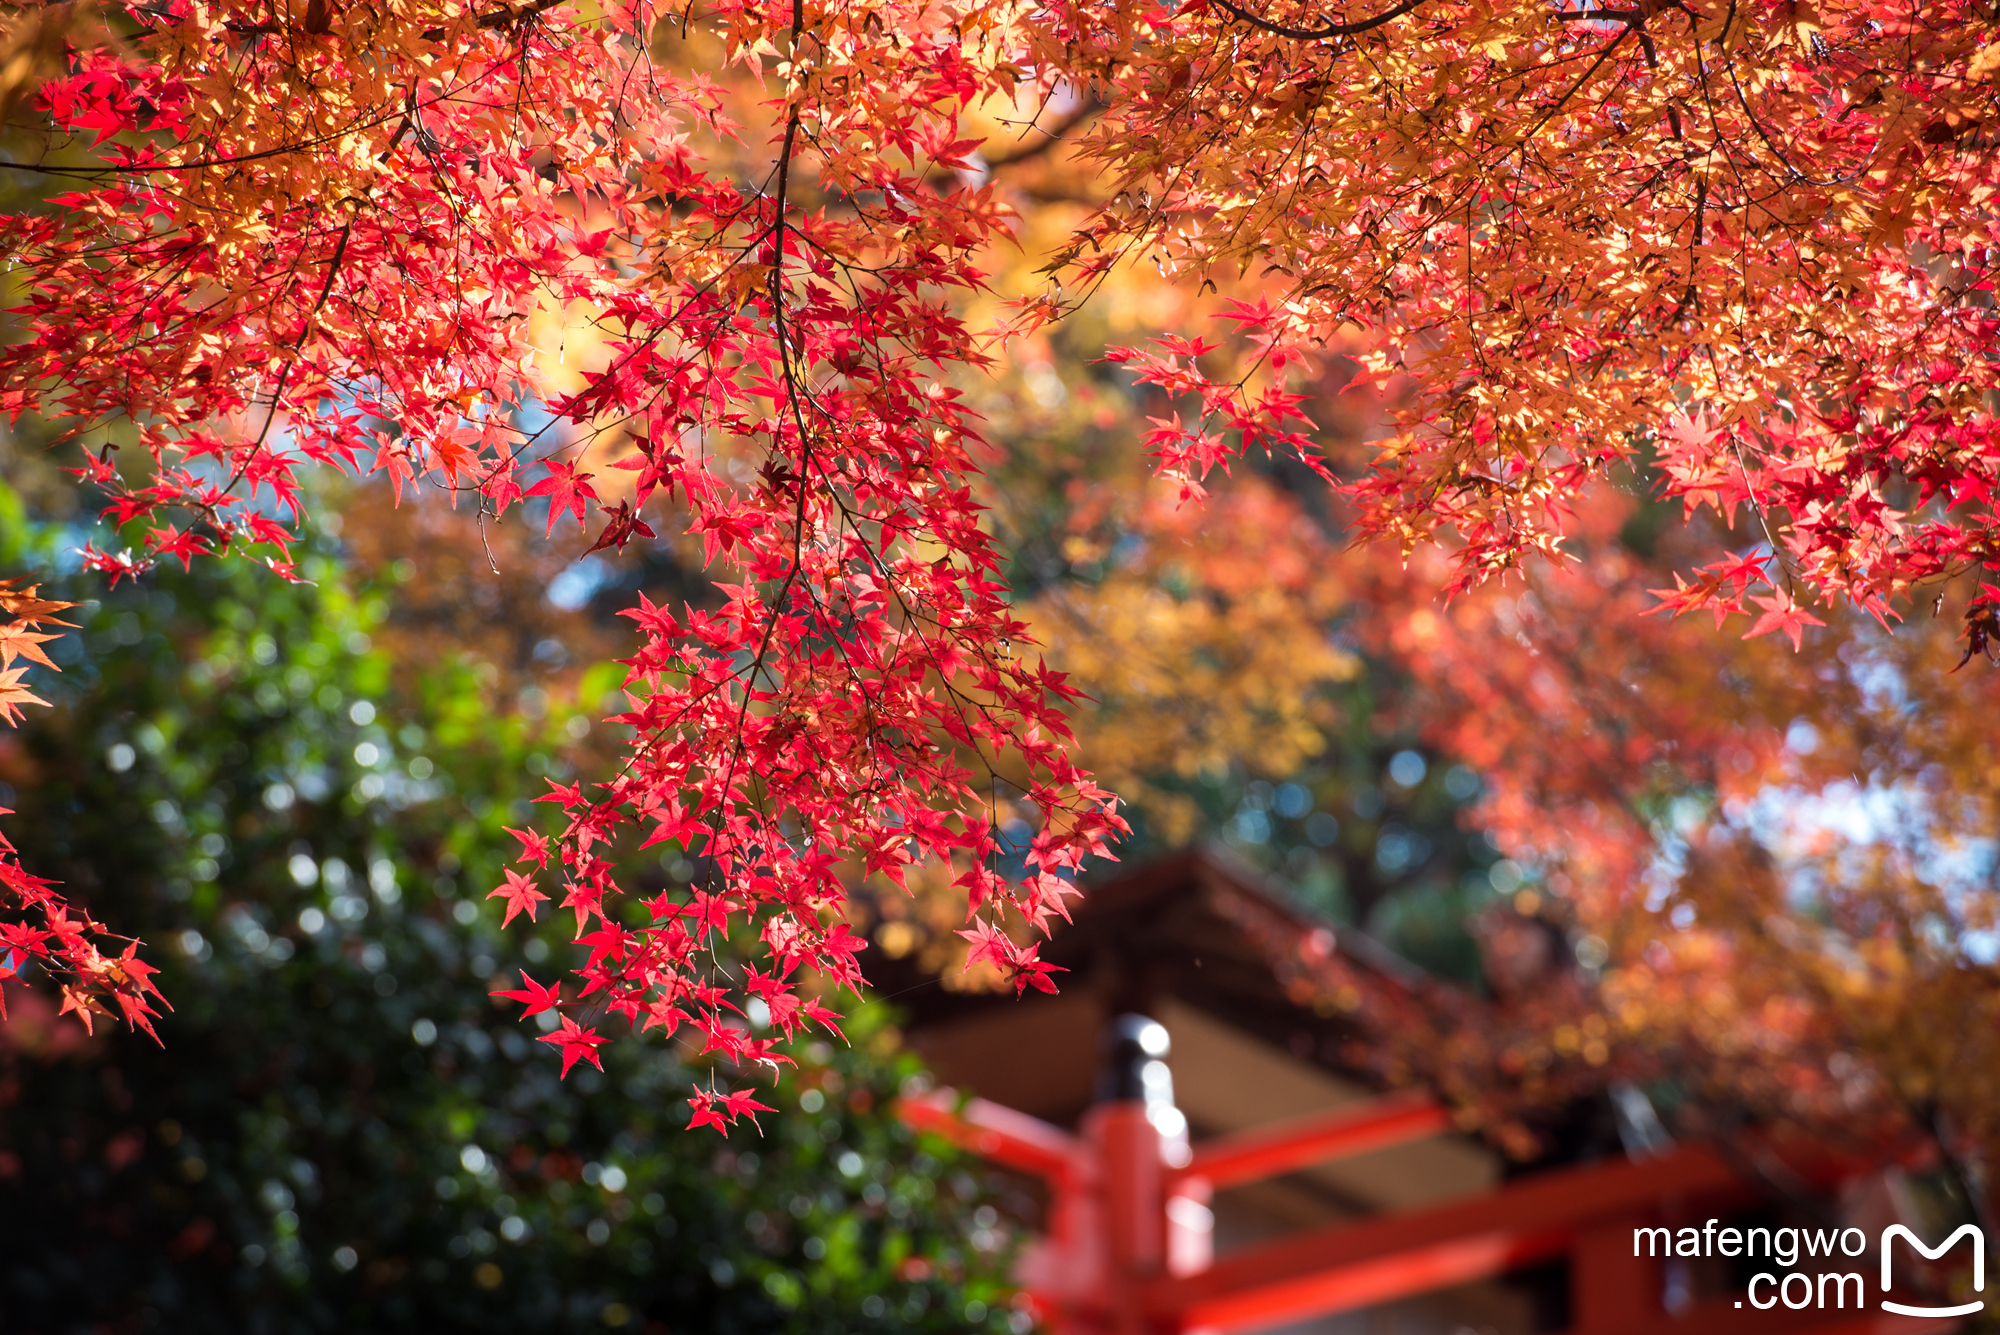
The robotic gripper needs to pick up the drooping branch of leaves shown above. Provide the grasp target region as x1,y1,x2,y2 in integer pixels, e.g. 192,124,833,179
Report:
0,579,167,1040
0,0,1125,1128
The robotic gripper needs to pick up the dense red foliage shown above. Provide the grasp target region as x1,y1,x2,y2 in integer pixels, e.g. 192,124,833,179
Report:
6,0,2000,1130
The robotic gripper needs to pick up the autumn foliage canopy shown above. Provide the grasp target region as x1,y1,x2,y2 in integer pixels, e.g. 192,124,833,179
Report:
6,0,2000,1132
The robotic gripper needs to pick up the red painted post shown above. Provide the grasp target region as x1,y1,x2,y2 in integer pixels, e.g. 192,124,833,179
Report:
1091,1014,1185,1335
1090,1100,1165,1333
1166,1174,1214,1280
1016,1162,1107,1334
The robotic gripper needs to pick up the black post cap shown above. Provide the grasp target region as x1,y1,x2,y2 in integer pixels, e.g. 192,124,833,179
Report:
1094,1013,1171,1104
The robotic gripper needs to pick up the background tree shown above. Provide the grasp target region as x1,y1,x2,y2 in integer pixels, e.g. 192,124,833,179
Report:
0,497,1020,1333
884,207,2000,1200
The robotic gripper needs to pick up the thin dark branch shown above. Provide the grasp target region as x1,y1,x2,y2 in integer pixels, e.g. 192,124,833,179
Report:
983,95,1104,168
1206,0,1425,41
138,0,566,43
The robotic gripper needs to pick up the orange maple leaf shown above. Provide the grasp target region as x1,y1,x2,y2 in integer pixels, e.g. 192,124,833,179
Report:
0,664,49,725
57,984,106,1036
0,579,76,623
0,622,60,670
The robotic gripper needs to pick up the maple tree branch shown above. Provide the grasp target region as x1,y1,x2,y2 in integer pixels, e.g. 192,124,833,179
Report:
1,42,527,177
704,0,813,871
1204,0,1425,41
983,95,1104,168
211,214,355,522
768,244,1040,809
1714,32,1879,189
203,0,569,40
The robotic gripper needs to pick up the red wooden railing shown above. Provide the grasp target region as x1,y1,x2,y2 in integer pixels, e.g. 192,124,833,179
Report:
900,1086,1945,1335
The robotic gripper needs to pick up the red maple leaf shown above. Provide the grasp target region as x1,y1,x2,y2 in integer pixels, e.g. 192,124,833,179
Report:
491,970,563,1018
481,462,525,516
431,427,480,488
111,987,165,1045
800,996,847,1042
486,868,549,927
717,1087,776,1131
584,498,657,554
561,877,606,935
505,826,552,868
538,1015,608,1077
534,778,584,808
687,1090,730,1133
1742,590,1825,651
685,890,731,940
1009,953,1068,996
957,917,1020,973
577,922,635,972
641,998,689,1036
524,459,599,536
114,941,166,1001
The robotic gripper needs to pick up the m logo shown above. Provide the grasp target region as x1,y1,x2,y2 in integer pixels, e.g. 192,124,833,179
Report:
1880,1224,1986,1318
